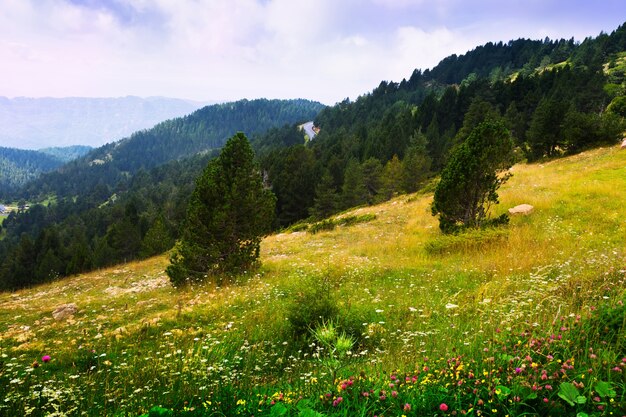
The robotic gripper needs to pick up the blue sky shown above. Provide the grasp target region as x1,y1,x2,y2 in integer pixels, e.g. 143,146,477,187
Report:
1,0,624,104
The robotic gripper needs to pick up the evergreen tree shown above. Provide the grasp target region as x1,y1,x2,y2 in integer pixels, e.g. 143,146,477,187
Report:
361,158,383,204
402,131,432,193
140,216,174,258
379,155,404,201
341,159,368,209
432,121,514,233
526,97,567,160
310,171,339,220
167,133,276,286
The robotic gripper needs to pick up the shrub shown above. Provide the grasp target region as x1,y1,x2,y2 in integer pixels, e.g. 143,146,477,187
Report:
286,274,339,339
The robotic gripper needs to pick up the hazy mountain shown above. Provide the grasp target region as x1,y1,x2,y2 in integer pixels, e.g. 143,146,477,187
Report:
0,96,210,149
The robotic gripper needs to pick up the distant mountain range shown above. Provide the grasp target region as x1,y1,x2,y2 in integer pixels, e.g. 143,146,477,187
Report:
0,96,210,149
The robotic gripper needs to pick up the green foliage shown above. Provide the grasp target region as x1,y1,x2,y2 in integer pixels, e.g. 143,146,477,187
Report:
286,275,339,339
336,213,376,226
558,382,586,406
167,133,276,286
401,131,432,192
585,294,626,349
140,216,174,258
0,146,64,194
38,145,92,163
425,227,509,254
340,159,368,209
379,155,404,200
607,95,626,117
264,145,318,226
308,219,336,234
308,214,377,234
309,171,339,220
432,121,514,233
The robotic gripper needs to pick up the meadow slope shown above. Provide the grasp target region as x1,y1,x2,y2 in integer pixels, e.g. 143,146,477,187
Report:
1,145,626,416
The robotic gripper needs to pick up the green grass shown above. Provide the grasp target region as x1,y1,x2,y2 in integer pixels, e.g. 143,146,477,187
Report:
1,146,626,416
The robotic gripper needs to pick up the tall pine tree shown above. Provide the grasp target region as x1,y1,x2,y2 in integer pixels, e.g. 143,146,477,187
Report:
167,133,276,286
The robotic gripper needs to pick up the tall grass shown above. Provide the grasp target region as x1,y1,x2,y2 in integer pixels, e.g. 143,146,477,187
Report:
1,146,626,416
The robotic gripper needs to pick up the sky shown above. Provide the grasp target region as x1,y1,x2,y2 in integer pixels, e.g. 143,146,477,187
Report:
1,0,625,105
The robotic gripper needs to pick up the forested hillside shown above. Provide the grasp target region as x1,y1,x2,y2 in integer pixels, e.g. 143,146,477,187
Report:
0,99,324,289
38,145,93,163
0,147,63,193
260,23,626,226
1,23,625,291
15,99,324,200
0,146,92,196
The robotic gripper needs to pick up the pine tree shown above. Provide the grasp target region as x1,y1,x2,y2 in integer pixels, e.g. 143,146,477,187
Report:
432,121,514,233
379,155,404,201
341,159,367,209
167,133,276,286
310,171,339,220
140,216,174,258
402,131,431,193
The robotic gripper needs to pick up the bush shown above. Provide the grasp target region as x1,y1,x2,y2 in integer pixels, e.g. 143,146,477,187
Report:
425,227,509,254
308,219,336,234
286,274,339,339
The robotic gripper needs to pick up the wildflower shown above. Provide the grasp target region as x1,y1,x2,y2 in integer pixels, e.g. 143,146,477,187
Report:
332,397,343,407
440,403,449,412
404,403,411,411
391,390,398,398
41,355,51,363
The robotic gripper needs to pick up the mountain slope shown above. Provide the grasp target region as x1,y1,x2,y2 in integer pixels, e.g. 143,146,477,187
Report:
0,146,93,196
0,147,64,192
38,145,93,163
0,96,208,149
1,145,625,415
16,98,324,200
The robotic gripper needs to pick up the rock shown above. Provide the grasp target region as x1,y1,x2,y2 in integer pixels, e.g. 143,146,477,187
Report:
52,303,78,321
621,138,626,149
508,204,534,215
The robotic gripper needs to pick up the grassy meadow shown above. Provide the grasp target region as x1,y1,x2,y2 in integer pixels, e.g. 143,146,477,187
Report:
1,146,626,416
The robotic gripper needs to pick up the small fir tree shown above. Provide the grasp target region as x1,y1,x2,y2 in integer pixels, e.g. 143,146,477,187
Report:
431,121,514,234
167,133,275,286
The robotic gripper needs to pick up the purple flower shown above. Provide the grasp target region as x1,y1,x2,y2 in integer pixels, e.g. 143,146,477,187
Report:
41,355,51,363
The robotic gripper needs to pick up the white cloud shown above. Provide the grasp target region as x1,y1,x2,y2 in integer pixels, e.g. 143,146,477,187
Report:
0,0,622,104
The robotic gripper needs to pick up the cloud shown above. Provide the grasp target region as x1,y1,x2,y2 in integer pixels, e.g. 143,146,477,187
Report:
0,0,623,104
